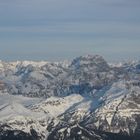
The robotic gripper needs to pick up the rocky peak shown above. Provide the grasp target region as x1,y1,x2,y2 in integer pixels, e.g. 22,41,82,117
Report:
70,54,110,72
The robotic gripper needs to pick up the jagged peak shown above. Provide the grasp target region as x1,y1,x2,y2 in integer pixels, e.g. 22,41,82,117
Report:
70,54,109,71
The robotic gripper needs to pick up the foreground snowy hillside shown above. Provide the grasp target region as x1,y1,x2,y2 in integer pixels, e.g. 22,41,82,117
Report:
0,54,140,140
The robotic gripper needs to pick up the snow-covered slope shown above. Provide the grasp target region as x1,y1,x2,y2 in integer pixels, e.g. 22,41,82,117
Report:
0,93,48,139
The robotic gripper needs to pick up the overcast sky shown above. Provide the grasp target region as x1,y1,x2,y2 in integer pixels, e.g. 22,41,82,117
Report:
0,0,140,62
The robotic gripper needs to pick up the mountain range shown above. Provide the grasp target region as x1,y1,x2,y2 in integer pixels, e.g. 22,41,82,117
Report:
0,54,140,140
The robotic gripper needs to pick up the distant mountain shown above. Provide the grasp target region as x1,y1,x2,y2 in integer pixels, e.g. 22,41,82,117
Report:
0,54,140,140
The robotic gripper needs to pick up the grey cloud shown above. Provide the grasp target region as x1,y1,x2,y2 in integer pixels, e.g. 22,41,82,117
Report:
0,0,139,61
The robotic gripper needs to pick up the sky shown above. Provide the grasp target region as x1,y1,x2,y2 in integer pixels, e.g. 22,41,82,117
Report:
0,0,140,62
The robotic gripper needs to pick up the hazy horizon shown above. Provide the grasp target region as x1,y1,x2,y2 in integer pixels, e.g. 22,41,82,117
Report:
0,0,140,61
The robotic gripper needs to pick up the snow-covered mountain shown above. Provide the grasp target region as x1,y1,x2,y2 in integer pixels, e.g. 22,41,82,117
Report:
0,54,140,140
